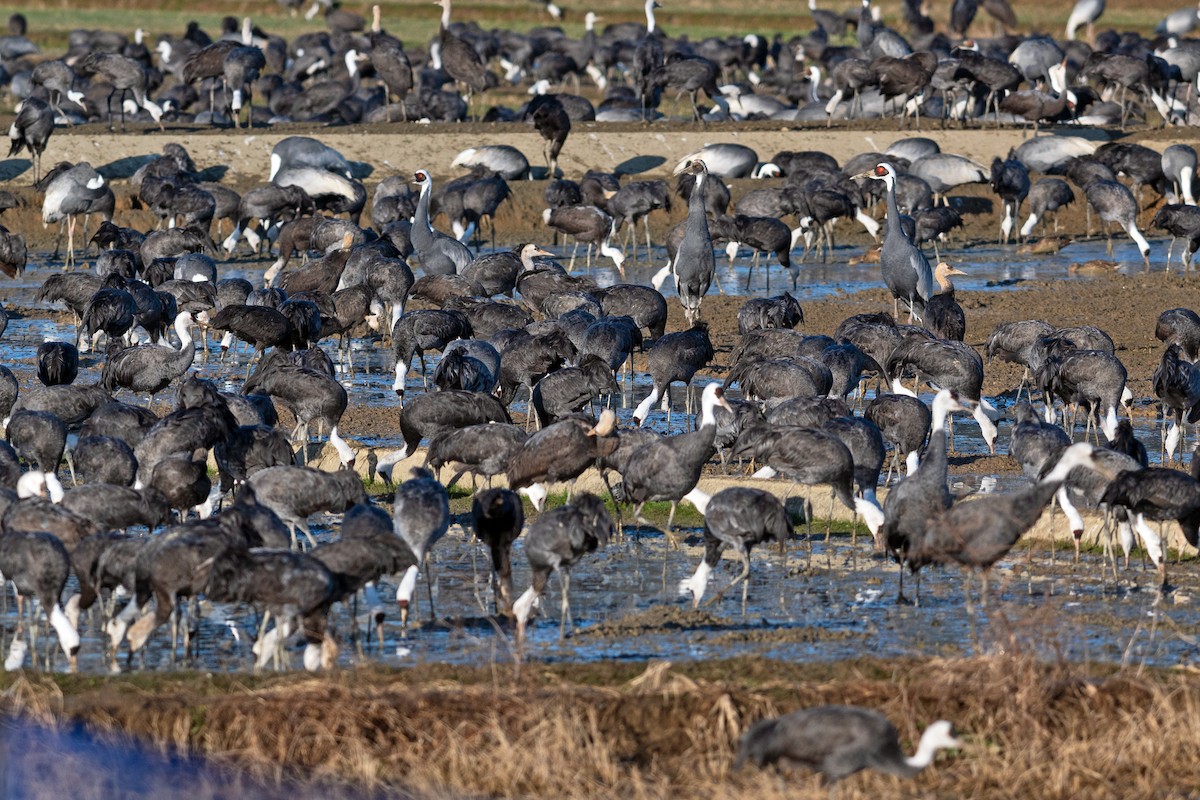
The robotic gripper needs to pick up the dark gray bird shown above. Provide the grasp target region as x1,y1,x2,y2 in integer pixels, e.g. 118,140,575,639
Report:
633,322,715,427
247,465,368,548
854,163,933,322
77,52,164,131
910,443,1098,603
736,707,959,787
1085,179,1151,269
391,466,450,629
678,487,792,612
865,393,931,480
1152,344,1200,462
0,530,81,671
100,311,195,404
1151,204,1200,270
736,293,805,336
390,308,471,398
990,156,1030,244
424,422,526,489
1020,178,1075,239
887,337,999,452
880,389,968,602
471,487,524,615
7,410,67,475
37,341,78,387
1100,465,1200,585
985,319,1056,399
511,492,613,641
1035,346,1128,444
1156,308,1200,362
388,389,511,468
654,160,715,325
530,355,618,428
506,411,617,511
8,97,54,183
526,94,570,177
224,45,266,128
242,354,353,465
622,383,730,540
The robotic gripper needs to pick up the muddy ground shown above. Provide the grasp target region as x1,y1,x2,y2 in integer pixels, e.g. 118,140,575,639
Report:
2,123,1198,797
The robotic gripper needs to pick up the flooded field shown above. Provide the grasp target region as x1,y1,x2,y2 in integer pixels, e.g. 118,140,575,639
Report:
1,237,1196,677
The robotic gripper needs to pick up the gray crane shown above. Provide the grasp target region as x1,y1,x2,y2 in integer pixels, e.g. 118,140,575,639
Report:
392,467,450,631
1084,179,1151,269
411,169,472,275
76,52,163,131
511,493,613,642
852,162,933,323
652,160,715,325
678,487,792,613
737,706,960,787
1066,0,1104,40
911,443,1098,607
881,389,969,603
622,382,731,543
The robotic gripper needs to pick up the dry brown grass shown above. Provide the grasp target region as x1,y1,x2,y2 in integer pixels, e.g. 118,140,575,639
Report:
3,654,1199,799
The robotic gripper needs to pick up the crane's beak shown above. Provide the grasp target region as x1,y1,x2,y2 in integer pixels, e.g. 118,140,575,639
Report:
532,247,554,257
850,170,873,180
672,159,694,176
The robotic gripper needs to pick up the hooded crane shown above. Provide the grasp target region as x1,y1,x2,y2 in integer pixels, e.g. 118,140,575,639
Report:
622,382,731,543
471,487,524,615
653,160,715,326
506,411,617,511
8,98,53,184
40,161,114,267
511,492,613,642
633,323,715,429
1152,344,1200,462
392,467,450,630
887,338,1000,453
736,707,960,788
1099,466,1200,588
678,487,792,613
910,443,1098,606
246,463,368,546
881,389,969,603
100,311,195,406
853,163,934,322
76,52,164,131
1085,179,1151,269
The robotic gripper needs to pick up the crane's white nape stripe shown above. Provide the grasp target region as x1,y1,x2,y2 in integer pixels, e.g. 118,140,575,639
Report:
679,560,712,606
683,487,711,515
50,604,80,654
3,638,26,671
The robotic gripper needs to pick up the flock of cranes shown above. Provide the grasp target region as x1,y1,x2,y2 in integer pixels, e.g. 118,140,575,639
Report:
2,0,1200,790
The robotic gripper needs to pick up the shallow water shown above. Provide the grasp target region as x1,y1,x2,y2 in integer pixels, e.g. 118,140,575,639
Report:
0,235,1189,674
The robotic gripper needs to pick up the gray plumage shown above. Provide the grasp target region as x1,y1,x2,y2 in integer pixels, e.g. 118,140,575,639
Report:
411,169,472,275
860,163,934,322
6,410,66,474
670,160,716,325
425,422,527,487
679,486,791,610
471,487,524,614
247,466,368,548
736,706,958,784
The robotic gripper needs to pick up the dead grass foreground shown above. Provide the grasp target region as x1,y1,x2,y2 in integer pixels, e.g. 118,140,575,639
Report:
1,655,1196,799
